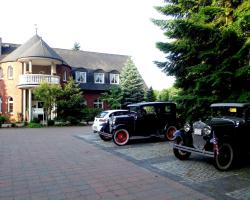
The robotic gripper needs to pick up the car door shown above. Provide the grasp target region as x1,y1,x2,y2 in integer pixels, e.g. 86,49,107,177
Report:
134,105,158,136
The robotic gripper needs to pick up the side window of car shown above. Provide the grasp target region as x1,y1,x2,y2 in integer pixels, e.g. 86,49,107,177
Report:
245,108,250,121
143,106,156,115
164,105,172,113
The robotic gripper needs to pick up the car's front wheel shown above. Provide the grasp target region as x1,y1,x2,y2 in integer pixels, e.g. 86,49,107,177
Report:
214,143,234,171
99,134,112,141
113,129,130,146
165,126,177,141
173,137,191,160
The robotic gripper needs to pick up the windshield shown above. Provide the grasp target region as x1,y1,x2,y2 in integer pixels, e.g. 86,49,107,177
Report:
96,111,108,118
212,107,244,118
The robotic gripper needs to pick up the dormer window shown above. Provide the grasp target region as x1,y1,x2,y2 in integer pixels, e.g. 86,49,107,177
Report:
0,67,3,79
8,66,13,79
94,73,104,84
75,71,86,83
110,73,119,84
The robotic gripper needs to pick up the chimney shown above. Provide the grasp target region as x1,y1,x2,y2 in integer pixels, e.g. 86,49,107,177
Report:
0,37,2,55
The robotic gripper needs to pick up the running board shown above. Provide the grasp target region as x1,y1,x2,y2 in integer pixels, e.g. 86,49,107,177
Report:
173,144,214,158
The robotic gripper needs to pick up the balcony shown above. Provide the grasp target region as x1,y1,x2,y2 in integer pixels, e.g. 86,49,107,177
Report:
18,74,60,88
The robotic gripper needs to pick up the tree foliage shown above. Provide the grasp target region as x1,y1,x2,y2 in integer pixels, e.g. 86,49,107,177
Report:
120,58,145,105
145,86,156,102
101,85,123,109
56,78,85,124
72,42,81,51
154,0,250,120
33,82,62,120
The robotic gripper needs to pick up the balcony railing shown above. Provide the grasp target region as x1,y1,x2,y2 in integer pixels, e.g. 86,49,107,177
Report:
18,74,60,88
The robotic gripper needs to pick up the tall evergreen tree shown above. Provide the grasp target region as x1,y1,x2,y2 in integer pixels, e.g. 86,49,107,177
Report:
154,0,250,120
120,58,145,105
101,85,123,109
146,86,156,102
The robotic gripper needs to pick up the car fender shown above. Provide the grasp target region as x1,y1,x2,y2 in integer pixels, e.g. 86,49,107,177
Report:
112,124,129,133
173,129,185,141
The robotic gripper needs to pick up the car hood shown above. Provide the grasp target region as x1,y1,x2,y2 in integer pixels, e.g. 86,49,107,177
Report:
207,116,244,127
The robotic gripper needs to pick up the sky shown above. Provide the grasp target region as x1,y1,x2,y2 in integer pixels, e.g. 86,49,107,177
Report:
1,0,175,90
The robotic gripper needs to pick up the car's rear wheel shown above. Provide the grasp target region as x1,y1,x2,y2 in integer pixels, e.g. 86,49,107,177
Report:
214,143,234,171
99,134,112,141
113,129,129,146
165,126,177,141
173,137,191,160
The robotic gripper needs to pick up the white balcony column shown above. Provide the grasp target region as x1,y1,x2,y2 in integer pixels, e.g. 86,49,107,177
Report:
28,89,32,122
23,62,27,74
51,62,56,75
29,60,32,73
23,89,26,121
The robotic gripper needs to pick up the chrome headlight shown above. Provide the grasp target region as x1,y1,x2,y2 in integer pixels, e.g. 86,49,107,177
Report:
184,123,191,132
110,117,116,125
203,125,211,135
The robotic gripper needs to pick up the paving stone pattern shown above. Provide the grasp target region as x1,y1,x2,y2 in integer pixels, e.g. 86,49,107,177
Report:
79,130,250,200
0,127,213,200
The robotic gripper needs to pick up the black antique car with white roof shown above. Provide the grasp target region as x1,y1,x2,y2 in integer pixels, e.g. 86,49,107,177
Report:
99,102,178,146
173,103,250,170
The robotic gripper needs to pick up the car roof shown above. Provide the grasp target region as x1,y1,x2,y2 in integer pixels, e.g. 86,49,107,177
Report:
127,102,176,107
211,103,250,108
103,109,128,113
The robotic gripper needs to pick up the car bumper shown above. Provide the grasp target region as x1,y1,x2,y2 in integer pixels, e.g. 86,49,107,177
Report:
97,131,112,139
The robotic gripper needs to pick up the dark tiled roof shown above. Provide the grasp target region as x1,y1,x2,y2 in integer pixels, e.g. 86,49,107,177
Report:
1,35,64,63
54,48,129,72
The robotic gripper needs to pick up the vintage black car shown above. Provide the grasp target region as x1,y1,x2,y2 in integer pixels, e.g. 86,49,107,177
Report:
99,102,177,145
173,103,250,171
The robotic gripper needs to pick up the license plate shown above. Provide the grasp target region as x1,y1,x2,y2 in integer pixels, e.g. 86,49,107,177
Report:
194,129,202,135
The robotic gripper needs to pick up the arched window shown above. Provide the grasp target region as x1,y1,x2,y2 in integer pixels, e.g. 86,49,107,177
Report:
8,97,13,113
0,67,3,79
0,97,2,113
8,66,13,79
93,98,103,109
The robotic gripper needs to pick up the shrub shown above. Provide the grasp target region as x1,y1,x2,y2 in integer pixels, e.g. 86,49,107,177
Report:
82,108,102,124
28,122,43,128
0,115,9,125
47,119,55,126
66,116,79,125
31,118,40,123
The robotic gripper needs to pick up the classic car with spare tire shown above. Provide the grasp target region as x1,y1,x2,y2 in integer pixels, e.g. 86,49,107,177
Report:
173,103,250,171
98,102,178,146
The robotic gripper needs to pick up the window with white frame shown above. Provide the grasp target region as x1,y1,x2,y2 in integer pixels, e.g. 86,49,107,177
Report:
110,73,119,84
0,67,3,79
75,71,86,83
63,71,67,81
94,73,104,84
0,97,2,113
93,98,103,109
8,66,13,79
8,97,13,113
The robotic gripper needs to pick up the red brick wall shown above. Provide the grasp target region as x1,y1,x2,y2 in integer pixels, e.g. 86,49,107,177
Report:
56,65,72,85
84,92,109,110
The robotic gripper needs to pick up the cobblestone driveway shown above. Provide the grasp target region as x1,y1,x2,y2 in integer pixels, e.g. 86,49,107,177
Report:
0,126,249,200
78,128,250,200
